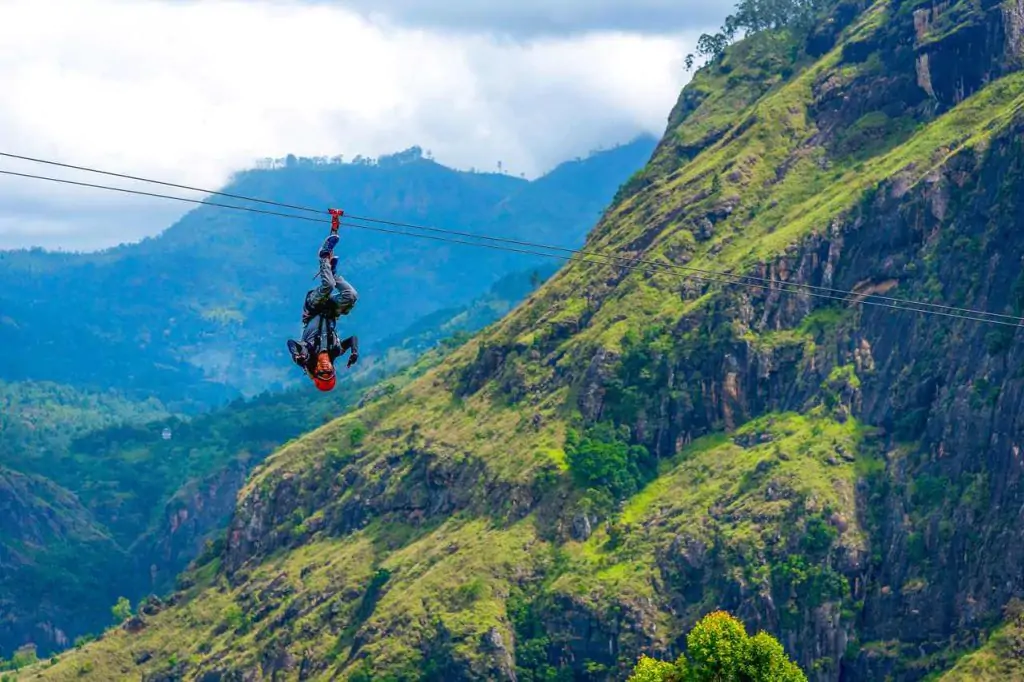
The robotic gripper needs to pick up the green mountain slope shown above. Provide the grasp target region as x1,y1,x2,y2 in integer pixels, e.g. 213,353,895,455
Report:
25,0,1024,679
0,139,655,411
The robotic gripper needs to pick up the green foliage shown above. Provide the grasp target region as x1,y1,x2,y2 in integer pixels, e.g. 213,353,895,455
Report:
110,596,132,624
801,514,839,554
0,380,169,472
685,0,832,69
771,555,848,611
508,589,568,681
565,423,653,502
984,326,1015,355
629,611,807,681
833,112,920,161
9,644,38,670
970,378,1001,410
0,644,40,675
687,611,750,678
349,423,367,447
333,567,393,659
348,663,374,682
376,263,560,362
745,632,808,681
912,474,950,510
73,635,96,649
453,577,489,608
629,655,683,682
222,603,251,634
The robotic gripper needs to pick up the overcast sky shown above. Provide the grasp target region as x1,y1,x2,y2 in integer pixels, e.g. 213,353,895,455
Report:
0,0,726,252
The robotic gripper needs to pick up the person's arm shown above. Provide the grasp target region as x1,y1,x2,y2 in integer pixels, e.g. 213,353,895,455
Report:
341,335,359,367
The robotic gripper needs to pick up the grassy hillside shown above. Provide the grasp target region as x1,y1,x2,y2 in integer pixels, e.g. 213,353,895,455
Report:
936,601,1024,680
23,0,1024,679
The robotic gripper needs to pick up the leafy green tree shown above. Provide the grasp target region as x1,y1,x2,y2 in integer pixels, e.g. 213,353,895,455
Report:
628,655,683,682
687,611,750,679
7,644,38,670
111,596,132,624
683,0,831,69
628,611,806,682
743,632,806,681
565,424,652,501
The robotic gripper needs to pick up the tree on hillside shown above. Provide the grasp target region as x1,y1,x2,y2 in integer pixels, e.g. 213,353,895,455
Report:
685,0,831,69
0,644,39,672
627,611,807,682
111,596,132,624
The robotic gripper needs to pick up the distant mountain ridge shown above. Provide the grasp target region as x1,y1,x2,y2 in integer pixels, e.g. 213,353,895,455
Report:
0,137,656,410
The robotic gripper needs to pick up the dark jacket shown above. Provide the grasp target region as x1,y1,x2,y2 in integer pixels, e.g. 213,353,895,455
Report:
298,320,358,375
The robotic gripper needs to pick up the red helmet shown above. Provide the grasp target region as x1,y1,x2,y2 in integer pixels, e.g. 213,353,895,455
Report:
312,352,336,392
313,372,336,392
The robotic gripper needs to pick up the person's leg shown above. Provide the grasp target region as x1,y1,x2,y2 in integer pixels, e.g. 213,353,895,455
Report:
316,232,356,313
312,256,337,306
319,234,339,260
330,271,358,314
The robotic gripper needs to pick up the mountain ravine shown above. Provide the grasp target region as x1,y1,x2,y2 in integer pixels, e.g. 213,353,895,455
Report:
24,0,1024,679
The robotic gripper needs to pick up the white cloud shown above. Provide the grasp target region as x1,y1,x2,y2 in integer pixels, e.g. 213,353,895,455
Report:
0,0,717,251
321,0,731,37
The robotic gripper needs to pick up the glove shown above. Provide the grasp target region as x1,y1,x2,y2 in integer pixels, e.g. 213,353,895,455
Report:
347,352,359,368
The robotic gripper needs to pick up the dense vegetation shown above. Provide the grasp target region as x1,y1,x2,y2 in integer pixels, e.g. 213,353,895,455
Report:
627,611,806,681
15,0,1024,677
0,379,170,464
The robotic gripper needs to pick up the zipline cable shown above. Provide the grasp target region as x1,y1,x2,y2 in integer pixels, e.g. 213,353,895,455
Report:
4,151,1020,324
0,151,324,217
0,166,1020,329
0,168,328,223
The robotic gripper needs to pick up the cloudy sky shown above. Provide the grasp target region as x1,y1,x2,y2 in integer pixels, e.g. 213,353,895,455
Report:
0,0,725,251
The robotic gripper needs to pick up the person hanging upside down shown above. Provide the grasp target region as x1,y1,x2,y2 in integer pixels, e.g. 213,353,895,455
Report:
287,218,359,391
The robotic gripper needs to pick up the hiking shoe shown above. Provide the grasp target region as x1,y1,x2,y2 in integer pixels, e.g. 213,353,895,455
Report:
318,234,340,259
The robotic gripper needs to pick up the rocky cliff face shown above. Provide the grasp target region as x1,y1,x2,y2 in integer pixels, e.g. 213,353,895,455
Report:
25,0,1024,680
132,459,252,595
